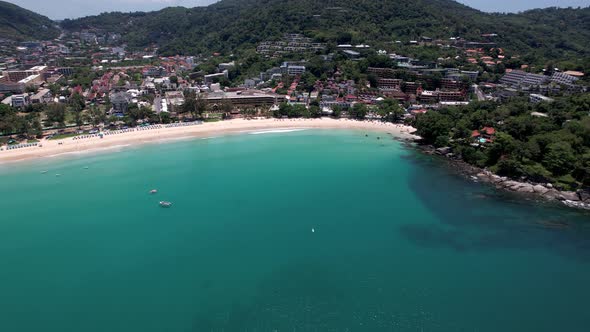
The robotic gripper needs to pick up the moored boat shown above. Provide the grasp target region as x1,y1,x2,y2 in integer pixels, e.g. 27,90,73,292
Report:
159,201,172,208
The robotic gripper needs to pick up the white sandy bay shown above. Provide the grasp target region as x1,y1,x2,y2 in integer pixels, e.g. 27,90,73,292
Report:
0,118,418,164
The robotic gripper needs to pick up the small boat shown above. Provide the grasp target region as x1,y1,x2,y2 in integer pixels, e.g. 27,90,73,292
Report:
40,170,48,174
150,189,158,194
311,228,315,233
159,201,172,208
83,166,89,169
55,174,61,177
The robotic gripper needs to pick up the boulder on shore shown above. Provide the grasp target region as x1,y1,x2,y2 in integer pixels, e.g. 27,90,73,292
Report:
435,147,452,155
533,185,549,194
577,190,590,203
559,191,580,202
516,184,535,193
542,189,561,200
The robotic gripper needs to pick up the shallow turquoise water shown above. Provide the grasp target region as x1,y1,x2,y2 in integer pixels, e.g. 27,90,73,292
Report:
0,130,589,332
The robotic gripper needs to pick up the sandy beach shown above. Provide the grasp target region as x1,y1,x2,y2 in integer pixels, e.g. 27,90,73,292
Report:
0,118,418,163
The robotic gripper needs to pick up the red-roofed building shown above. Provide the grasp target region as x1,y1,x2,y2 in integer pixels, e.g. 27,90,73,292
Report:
472,127,496,143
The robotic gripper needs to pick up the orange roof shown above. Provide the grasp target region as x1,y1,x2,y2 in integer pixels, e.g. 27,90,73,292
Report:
482,127,495,135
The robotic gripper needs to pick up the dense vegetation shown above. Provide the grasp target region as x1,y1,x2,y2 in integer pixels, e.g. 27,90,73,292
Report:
61,1,590,64
412,95,590,190
0,0,59,41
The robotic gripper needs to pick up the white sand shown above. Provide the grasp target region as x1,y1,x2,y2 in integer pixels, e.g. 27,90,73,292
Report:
0,118,418,163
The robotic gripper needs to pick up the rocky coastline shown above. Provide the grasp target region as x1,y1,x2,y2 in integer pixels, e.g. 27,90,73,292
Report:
417,144,590,211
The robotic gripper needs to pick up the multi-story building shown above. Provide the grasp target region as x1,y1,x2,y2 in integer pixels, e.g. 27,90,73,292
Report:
2,65,48,82
419,90,438,103
205,90,286,108
377,78,402,90
439,90,466,102
11,94,30,108
204,71,229,84
31,89,53,104
530,94,554,103
500,70,548,88
441,78,463,90
110,92,131,114
461,70,479,81
280,62,306,76
403,82,421,94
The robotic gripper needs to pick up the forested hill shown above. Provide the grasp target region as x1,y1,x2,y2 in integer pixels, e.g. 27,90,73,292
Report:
0,1,59,41
60,0,589,59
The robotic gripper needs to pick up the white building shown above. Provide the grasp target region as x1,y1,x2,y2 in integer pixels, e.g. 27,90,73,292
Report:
530,94,554,103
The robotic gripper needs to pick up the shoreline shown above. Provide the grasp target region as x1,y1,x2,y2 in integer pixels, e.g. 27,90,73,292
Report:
418,145,590,211
0,118,419,164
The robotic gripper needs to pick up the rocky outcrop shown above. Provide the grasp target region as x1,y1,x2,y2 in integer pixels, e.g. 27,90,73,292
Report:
421,146,590,211
472,170,590,210
533,185,549,194
559,191,580,202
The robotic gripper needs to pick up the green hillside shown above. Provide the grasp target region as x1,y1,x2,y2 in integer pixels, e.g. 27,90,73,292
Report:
0,0,60,41
61,0,590,62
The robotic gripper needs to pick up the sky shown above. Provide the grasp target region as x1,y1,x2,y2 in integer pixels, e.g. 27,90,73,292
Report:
6,0,590,20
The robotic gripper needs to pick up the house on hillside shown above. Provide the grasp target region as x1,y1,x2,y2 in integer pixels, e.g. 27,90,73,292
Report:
471,127,496,144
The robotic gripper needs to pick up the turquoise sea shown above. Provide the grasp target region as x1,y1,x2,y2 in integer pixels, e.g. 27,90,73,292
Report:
0,129,589,332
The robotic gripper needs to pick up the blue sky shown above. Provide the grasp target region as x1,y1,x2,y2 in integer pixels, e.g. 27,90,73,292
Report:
7,0,590,19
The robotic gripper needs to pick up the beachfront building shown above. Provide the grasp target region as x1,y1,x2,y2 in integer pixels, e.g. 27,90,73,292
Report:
110,92,131,114
204,90,286,110
31,89,53,104
10,94,30,108
165,91,185,113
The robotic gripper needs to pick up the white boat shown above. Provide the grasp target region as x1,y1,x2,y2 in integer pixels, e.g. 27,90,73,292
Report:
159,201,172,208
40,170,48,174
150,189,158,194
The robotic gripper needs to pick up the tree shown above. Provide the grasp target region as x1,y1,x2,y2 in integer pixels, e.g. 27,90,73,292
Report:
487,132,516,165
309,105,321,118
349,103,367,120
89,106,106,126
45,103,67,128
413,111,452,145
543,141,577,176
28,116,43,138
74,110,84,128
332,105,342,118
377,99,405,123
182,90,197,119
69,93,86,112
159,112,172,124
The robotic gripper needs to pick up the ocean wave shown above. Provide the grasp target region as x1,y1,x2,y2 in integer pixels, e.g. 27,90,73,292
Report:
46,144,131,158
248,128,307,135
